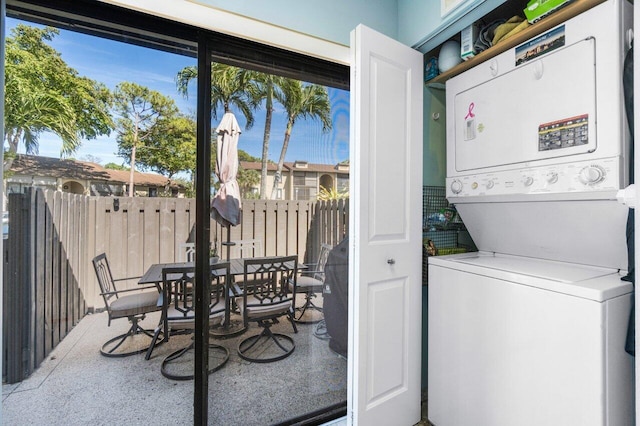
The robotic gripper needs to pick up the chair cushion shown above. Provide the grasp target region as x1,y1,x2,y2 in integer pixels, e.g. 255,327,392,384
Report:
165,303,225,330
244,295,291,319
110,291,161,319
289,276,323,293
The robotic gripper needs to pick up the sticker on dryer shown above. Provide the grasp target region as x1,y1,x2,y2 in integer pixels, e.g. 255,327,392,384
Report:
538,114,588,151
515,25,565,66
464,102,476,140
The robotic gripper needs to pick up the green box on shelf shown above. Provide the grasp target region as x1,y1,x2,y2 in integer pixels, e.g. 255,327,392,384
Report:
524,0,573,23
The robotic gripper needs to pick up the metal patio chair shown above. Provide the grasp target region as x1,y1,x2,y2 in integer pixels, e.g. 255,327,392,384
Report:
147,262,230,380
229,238,263,259
228,238,265,311
92,253,162,357
179,242,196,262
237,255,299,362
288,243,332,323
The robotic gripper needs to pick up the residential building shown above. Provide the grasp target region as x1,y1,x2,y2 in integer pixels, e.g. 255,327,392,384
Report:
6,155,186,197
240,160,349,200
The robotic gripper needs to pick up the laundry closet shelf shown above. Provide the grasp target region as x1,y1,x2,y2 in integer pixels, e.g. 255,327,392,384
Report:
426,0,606,87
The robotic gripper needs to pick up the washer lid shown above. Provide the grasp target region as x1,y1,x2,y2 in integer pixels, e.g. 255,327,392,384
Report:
429,252,632,301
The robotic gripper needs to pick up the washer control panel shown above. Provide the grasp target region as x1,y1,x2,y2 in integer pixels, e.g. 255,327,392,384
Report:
447,157,621,199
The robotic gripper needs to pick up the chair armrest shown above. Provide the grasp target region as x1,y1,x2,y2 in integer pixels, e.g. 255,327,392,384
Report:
112,276,143,285
229,283,242,297
113,276,142,281
300,269,324,277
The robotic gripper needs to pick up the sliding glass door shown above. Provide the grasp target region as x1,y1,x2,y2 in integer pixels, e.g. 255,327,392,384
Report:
2,1,349,424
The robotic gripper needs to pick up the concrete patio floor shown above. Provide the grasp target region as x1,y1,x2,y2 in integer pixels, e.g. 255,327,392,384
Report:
2,308,348,425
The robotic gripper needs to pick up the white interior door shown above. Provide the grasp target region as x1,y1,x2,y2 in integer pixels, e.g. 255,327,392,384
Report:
348,24,423,425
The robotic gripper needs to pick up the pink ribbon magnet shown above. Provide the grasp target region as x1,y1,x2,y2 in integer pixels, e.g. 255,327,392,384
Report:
465,102,475,120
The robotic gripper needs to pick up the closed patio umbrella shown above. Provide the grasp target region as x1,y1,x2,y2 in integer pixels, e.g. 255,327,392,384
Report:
211,112,242,259
211,112,246,337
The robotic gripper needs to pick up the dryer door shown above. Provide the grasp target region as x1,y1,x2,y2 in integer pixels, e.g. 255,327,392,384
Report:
453,36,597,172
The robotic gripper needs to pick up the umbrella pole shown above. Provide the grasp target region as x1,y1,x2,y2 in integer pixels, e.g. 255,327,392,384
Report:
211,223,246,337
225,224,232,260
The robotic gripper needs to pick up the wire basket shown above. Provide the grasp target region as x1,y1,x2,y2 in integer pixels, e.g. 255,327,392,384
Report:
422,186,464,231
422,186,472,285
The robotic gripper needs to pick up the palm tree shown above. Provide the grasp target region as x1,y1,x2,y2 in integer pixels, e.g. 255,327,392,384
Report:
245,72,284,199
271,80,332,199
237,167,261,198
4,82,78,159
4,24,113,171
176,63,255,128
176,63,256,192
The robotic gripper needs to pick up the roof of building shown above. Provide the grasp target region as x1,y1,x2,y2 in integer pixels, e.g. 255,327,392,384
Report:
239,160,349,174
239,161,279,172
9,155,185,188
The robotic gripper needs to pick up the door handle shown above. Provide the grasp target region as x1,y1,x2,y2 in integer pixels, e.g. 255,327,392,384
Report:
387,258,395,265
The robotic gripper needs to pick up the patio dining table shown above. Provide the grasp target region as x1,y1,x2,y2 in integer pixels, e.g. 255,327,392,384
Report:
139,257,305,339
138,257,246,285
139,257,248,339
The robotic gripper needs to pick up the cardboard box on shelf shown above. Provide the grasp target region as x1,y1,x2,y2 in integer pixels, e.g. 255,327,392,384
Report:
461,23,479,61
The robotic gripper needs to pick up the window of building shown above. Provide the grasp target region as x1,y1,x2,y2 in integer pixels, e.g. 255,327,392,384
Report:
337,173,349,192
293,171,319,200
7,182,56,194
90,183,125,197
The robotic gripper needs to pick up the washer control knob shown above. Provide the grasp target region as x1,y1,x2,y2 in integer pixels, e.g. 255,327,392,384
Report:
486,180,494,189
523,176,534,187
579,165,606,185
546,172,559,184
451,179,463,194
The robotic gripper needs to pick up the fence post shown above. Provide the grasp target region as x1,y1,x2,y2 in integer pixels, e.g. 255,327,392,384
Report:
3,191,33,383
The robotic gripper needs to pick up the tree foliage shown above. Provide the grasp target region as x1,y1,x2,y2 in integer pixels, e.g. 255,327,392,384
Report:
317,186,349,201
131,114,196,179
237,167,260,198
113,81,179,196
176,63,258,197
238,150,261,162
104,162,129,171
3,24,113,169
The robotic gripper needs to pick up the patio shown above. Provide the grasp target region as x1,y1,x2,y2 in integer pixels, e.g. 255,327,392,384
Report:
1,308,348,425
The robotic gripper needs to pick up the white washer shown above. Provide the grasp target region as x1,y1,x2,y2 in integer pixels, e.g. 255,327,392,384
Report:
428,252,634,426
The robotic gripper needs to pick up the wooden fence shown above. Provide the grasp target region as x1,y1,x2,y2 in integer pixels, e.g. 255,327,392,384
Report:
3,189,348,382
3,190,90,383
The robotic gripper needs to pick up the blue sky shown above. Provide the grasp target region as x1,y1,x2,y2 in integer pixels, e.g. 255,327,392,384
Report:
6,17,350,169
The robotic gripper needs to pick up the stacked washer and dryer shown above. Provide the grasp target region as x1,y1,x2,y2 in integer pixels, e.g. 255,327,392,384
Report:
428,1,635,425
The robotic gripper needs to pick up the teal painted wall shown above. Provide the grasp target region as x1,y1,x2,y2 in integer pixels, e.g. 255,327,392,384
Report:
192,0,398,46
399,0,509,52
